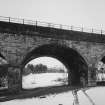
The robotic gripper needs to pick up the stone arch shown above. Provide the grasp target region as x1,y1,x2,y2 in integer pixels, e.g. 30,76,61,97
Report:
0,53,8,89
0,53,8,75
95,53,105,68
22,44,88,86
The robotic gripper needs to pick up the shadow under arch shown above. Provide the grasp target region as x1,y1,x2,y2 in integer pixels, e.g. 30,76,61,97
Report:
22,44,88,86
96,53,105,66
0,53,5,60
101,56,105,63
0,53,8,91
0,53,8,76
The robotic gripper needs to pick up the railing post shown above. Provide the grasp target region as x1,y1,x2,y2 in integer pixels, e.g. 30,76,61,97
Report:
36,20,37,26
71,26,73,30
92,28,93,33
48,23,51,27
0,16,105,36
101,30,103,36
35,20,38,30
81,27,83,32
9,17,10,23
23,19,24,24
60,24,62,29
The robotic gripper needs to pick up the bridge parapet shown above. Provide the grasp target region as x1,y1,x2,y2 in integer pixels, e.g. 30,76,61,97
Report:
0,16,105,35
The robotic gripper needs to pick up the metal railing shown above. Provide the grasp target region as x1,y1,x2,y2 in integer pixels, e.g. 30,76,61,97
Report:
0,16,105,35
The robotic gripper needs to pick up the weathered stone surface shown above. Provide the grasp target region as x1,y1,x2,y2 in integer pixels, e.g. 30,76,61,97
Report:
0,21,105,90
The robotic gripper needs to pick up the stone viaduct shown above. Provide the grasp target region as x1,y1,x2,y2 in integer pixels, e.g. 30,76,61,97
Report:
0,18,105,92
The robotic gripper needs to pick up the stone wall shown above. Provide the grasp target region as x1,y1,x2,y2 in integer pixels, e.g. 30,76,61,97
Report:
0,32,105,67
0,21,105,91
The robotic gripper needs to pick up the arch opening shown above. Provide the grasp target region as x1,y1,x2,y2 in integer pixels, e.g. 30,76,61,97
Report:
22,44,88,88
22,57,68,89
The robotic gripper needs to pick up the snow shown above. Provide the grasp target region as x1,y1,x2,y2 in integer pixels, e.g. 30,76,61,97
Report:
1,73,105,105
22,73,68,89
1,87,105,105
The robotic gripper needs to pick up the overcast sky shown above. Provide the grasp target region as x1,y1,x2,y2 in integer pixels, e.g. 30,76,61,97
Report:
27,57,67,70
0,0,105,30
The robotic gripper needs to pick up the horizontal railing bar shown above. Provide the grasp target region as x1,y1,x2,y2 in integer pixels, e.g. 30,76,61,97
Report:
0,16,104,35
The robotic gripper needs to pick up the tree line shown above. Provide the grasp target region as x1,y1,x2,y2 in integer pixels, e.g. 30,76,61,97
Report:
23,64,65,75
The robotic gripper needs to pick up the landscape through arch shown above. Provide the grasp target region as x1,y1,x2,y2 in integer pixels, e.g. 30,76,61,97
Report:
22,57,68,89
22,44,88,87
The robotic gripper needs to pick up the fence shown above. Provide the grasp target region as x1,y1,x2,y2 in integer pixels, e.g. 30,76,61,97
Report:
0,16,105,35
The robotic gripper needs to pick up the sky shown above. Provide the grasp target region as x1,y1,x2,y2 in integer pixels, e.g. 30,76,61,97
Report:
0,0,105,30
27,57,67,70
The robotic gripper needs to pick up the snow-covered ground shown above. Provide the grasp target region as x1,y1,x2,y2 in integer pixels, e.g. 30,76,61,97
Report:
22,73,68,89
1,87,105,105
1,73,105,105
